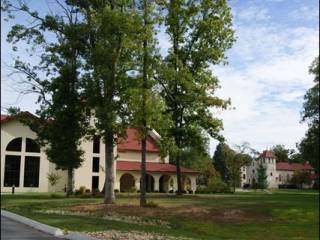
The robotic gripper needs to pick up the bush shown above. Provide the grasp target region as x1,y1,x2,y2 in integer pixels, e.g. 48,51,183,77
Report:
206,177,230,193
85,189,90,193
114,189,119,193
79,186,86,194
145,201,158,208
74,186,87,196
196,178,230,193
92,188,100,196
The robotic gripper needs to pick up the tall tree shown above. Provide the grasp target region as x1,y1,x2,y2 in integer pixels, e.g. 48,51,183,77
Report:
158,0,235,194
299,56,319,173
271,145,291,162
256,164,268,189
69,1,142,203
213,142,231,184
126,0,169,206
4,1,89,195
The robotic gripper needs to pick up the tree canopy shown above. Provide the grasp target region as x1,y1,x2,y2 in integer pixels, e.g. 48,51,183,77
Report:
299,56,319,172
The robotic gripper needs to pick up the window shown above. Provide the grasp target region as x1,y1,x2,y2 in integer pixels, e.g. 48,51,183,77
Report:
4,155,21,187
270,172,273,176
92,157,100,173
252,169,255,174
26,138,40,153
6,138,22,152
93,136,100,153
279,175,282,182
24,156,40,187
92,176,99,191
243,174,246,179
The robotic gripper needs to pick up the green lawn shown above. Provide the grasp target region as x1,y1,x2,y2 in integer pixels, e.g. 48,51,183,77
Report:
1,190,319,240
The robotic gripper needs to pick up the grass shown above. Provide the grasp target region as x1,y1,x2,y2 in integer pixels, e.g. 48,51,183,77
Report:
1,190,319,240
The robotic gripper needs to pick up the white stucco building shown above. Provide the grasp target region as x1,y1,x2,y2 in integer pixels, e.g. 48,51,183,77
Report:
241,150,316,188
1,112,198,193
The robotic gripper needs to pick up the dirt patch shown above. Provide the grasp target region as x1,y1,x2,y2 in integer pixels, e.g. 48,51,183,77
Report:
87,230,192,240
68,203,272,224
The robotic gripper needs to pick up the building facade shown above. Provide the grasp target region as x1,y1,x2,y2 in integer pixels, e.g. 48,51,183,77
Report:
241,150,316,188
1,113,198,193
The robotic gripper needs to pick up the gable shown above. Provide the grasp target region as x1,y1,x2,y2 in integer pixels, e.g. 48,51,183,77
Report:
117,128,160,153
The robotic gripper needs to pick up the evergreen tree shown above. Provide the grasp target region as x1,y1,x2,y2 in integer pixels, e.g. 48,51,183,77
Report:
257,164,268,189
212,142,231,184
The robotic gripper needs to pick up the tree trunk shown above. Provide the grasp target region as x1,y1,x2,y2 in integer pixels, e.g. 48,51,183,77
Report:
140,0,148,207
104,133,115,204
176,151,183,195
67,167,73,197
140,137,147,206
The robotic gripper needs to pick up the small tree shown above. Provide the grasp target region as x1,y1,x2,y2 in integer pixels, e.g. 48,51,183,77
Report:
290,170,311,189
47,172,61,190
257,164,268,189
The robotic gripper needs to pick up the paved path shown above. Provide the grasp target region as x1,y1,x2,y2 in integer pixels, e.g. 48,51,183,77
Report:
1,216,62,239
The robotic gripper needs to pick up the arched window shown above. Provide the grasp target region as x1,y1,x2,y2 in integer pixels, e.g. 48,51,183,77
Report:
4,137,41,188
6,138,22,151
26,138,40,153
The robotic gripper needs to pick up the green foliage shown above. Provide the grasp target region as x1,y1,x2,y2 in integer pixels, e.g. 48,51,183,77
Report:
299,56,319,172
271,145,291,162
47,172,61,187
257,164,268,189
213,142,253,192
213,142,231,183
157,0,235,193
145,200,159,208
6,107,21,116
290,171,311,189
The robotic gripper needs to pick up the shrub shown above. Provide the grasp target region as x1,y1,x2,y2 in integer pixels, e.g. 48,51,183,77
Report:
79,186,86,194
85,189,90,193
47,172,61,187
92,188,100,196
126,186,137,194
196,177,230,193
114,189,119,193
145,201,158,208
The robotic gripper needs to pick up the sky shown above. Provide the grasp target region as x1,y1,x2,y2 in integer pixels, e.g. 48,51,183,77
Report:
1,0,319,155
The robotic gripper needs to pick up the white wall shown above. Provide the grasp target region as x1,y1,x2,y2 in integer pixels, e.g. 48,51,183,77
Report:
117,150,163,163
1,120,67,192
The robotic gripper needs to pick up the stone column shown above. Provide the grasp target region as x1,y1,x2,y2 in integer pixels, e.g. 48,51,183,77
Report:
173,176,178,192
153,174,160,192
135,176,140,191
190,175,197,194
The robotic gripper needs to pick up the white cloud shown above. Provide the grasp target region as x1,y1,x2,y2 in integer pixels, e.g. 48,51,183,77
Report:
208,19,318,154
290,4,319,21
236,5,270,22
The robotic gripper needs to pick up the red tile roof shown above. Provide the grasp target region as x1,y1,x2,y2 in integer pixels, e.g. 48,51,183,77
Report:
1,112,39,124
117,161,199,174
276,162,314,171
1,115,9,122
260,150,276,159
117,128,159,153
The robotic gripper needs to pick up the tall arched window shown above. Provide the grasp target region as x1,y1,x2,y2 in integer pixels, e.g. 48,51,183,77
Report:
4,137,41,188
6,138,22,151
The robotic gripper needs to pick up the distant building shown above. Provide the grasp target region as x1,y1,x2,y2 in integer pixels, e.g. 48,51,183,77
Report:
241,150,317,189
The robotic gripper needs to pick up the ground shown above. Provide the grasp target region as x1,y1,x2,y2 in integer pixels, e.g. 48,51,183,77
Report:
1,190,319,240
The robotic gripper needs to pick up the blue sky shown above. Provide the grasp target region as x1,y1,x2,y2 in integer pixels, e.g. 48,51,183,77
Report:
1,0,319,154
